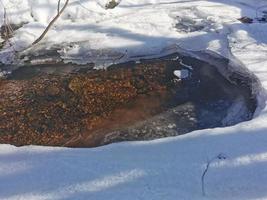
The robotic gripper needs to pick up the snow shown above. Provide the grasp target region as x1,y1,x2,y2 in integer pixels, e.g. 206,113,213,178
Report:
173,69,189,79
1,0,267,199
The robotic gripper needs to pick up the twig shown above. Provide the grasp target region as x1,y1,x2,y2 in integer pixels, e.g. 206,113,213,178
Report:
2,6,16,51
32,0,69,45
201,153,227,196
57,0,61,14
201,158,211,196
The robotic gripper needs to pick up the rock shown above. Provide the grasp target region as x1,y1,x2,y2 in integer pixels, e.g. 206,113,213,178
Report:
105,0,120,9
238,16,253,24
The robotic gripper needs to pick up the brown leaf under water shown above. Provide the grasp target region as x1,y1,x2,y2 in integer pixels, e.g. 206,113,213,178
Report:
0,61,179,147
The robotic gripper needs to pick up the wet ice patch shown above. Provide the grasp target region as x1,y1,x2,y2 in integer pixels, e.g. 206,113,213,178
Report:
58,44,128,68
174,15,218,33
175,17,205,33
170,6,219,34
222,97,250,126
0,48,16,64
0,70,11,78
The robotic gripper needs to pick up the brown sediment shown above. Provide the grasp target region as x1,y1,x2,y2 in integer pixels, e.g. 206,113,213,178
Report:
0,53,258,147
0,62,179,147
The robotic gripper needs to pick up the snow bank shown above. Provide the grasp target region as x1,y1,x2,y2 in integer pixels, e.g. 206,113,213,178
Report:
1,0,267,199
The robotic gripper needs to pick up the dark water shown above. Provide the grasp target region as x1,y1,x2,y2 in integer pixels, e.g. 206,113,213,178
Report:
0,52,258,147
100,53,258,144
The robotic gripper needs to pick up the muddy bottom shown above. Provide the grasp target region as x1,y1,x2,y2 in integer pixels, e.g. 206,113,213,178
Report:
0,53,257,147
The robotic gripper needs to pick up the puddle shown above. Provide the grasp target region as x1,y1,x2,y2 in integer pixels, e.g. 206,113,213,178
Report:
0,52,258,147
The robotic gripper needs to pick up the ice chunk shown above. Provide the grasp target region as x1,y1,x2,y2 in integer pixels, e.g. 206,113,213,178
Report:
173,69,189,79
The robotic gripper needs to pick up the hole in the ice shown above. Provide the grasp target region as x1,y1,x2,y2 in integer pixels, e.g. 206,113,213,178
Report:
0,52,258,147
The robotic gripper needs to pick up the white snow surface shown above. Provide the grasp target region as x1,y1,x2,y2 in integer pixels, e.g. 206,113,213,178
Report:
173,69,189,79
1,0,267,199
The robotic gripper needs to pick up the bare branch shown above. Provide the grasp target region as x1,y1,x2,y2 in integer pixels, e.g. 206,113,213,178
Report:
32,0,69,45
201,153,227,196
57,0,61,14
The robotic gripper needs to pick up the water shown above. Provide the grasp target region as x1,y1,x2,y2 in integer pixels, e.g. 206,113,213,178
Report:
0,52,258,147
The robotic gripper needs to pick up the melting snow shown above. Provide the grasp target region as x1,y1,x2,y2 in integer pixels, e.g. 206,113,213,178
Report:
0,0,267,199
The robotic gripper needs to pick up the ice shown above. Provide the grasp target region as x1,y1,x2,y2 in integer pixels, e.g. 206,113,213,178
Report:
173,69,189,79
1,0,267,199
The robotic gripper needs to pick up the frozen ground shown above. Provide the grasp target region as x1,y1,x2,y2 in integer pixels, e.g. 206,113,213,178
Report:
1,0,267,199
